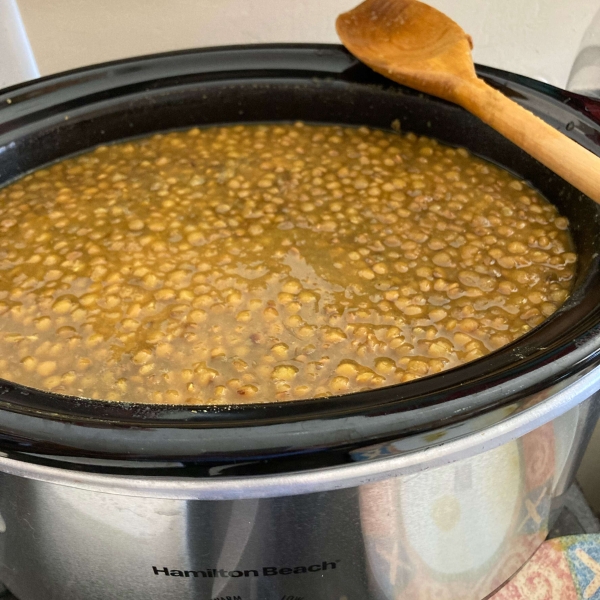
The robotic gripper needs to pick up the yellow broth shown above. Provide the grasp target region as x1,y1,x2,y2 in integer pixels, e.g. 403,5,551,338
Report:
0,123,576,404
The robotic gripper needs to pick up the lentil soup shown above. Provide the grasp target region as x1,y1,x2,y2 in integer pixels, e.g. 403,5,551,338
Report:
0,123,576,404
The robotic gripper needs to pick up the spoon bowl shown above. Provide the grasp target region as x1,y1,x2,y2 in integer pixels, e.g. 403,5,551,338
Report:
337,0,476,102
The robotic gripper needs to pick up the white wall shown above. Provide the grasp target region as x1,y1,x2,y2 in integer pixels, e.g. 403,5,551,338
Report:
14,0,599,88
0,0,38,88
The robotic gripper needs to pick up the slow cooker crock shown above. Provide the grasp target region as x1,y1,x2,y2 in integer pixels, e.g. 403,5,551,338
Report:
0,44,598,600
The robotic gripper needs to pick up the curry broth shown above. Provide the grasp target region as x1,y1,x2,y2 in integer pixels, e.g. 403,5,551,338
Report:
0,123,576,404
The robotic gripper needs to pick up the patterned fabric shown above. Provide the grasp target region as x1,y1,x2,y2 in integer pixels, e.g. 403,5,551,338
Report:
491,535,600,600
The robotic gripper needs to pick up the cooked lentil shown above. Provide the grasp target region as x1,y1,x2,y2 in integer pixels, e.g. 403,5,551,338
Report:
0,123,576,404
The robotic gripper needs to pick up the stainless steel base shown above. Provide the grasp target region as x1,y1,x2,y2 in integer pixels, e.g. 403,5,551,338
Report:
2,485,596,600
0,391,598,600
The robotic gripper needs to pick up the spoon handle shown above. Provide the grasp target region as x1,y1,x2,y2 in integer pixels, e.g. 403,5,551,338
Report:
456,78,600,204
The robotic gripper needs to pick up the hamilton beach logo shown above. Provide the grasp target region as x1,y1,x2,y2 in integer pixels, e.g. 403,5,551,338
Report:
152,560,339,579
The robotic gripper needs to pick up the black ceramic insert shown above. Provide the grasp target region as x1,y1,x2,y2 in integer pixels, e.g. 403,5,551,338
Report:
0,44,599,464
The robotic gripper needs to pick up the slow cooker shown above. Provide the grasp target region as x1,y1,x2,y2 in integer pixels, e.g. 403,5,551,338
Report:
0,44,599,600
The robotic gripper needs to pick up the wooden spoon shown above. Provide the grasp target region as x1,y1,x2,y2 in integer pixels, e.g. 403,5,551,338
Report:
336,0,600,204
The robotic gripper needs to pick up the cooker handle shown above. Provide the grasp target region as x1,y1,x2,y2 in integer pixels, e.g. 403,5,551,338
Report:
578,95,600,124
